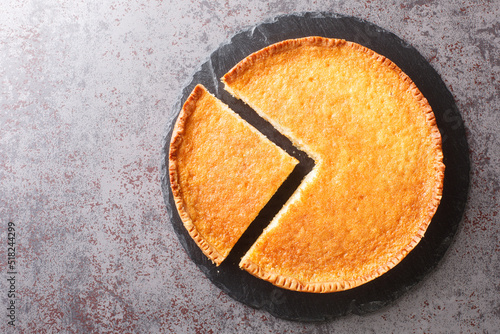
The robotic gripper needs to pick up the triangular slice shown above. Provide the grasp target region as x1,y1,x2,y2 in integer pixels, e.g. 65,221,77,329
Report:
169,85,298,265
222,37,445,292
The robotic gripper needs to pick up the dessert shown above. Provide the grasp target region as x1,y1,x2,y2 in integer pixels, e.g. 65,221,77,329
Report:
222,37,445,292
169,84,298,265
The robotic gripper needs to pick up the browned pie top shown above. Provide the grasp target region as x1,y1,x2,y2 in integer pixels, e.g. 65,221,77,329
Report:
169,84,298,265
222,37,445,292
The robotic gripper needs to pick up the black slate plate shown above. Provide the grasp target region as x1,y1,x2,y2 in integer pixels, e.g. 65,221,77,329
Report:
160,12,470,322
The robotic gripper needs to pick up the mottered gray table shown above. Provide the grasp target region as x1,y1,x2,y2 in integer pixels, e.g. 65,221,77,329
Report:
1,1,499,333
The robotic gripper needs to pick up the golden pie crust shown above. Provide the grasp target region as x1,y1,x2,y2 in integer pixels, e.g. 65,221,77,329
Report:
222,37,445,292
169,84,298,265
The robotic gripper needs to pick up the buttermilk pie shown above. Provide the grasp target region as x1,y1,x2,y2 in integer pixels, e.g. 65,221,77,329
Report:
222,37,445,292
169,84,298,265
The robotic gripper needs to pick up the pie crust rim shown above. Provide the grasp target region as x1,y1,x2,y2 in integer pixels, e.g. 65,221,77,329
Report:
170,85,233,265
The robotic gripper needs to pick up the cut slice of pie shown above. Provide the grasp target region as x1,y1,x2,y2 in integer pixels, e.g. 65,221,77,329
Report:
169,84,298,265
223,37,445,292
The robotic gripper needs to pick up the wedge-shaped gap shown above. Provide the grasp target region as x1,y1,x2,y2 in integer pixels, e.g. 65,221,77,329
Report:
218,90,315,266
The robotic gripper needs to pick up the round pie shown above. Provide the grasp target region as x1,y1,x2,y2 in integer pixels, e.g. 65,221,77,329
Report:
222,37,445,292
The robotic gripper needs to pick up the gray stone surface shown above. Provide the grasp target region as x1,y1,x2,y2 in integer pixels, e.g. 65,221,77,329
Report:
1,0,498,332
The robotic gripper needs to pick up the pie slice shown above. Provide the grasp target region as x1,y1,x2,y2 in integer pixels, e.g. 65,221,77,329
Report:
169,84,298,265
222,37,445,292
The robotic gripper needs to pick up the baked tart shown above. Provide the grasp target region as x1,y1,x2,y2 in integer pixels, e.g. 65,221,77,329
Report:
169,84,298,265
222,37,445,292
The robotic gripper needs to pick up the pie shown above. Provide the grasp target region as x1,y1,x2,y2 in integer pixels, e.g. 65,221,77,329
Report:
169,84,298,265
222,37,445,292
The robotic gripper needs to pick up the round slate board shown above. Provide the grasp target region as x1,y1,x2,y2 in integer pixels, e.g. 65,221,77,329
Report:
160,12,470,321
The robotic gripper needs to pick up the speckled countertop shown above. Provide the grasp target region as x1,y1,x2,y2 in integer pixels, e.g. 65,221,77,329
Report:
1,1,499,333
